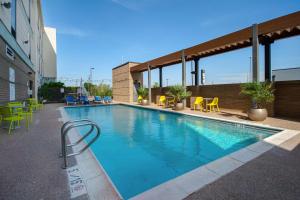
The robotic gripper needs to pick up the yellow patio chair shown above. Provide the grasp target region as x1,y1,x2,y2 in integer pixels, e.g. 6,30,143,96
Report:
0,106,24,134
158,95,166,106
207,97,220,112
137,95,143,104
193,97,204,111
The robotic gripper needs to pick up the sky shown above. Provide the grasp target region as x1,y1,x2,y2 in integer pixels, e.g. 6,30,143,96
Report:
42,0,300,86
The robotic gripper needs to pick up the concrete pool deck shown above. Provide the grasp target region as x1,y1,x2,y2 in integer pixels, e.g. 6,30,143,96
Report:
0,103,300,200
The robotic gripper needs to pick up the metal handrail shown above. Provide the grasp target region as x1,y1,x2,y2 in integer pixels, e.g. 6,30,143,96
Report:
60,119,101,169
60,119,93,156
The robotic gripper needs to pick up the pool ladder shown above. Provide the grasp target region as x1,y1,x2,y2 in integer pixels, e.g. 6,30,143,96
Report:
60,119,101,169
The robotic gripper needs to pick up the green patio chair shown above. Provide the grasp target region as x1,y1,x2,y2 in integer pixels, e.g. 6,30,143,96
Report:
0,106,24,134
27,98,43,111
8,102,32,128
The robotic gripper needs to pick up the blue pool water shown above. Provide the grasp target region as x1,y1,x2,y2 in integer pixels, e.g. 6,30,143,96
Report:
65,105,278,199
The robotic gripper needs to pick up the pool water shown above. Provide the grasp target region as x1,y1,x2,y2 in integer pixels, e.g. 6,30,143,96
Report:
65,105,278,199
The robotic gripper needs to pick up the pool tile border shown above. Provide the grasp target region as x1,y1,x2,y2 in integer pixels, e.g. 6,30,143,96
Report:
59,107,123,200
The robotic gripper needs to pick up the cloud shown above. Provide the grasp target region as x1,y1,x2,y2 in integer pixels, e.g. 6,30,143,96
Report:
57,27,90,37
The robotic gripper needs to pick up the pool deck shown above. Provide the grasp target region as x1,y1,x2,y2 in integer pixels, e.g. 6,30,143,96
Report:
0,102,300,200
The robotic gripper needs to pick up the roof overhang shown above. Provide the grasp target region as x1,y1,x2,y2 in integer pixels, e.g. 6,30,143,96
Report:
131,11,300,73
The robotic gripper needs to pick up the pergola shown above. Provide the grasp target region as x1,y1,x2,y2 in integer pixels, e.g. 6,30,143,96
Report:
130,11,300,104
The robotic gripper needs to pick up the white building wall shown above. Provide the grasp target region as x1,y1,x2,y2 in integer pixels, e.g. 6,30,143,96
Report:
0,1,11,29
42,27,57,81
272,68,300,81
16,0,32,56
0,0,56,98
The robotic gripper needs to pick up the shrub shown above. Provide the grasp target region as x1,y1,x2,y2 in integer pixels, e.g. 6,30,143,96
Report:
166,85,191,103
240,82,275,109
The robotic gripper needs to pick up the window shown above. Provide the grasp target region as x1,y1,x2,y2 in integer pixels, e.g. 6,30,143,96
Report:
9,67,16,101
11,0,17,38
6,45,15,60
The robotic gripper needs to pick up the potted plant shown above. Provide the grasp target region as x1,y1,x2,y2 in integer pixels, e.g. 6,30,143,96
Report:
166,85,191,110
137,87,149,105
240,82,274,121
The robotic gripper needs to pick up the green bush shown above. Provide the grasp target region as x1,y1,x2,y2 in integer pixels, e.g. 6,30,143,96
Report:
240,82,275,109
166,85,191,103
137,87,148,99
38,81,65,101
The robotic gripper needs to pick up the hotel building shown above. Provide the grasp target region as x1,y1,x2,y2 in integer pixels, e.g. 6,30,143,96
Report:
0,0,56,102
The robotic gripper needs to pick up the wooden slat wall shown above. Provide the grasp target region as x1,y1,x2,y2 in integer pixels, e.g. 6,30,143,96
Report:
151,81,300,119
274,81,300,118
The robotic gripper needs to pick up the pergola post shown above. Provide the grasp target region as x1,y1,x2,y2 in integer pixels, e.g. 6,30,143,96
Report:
147,64,151,105
264,42,272,81
159,67,163,87
182,50,186,106
252,24,259,82
194,57,200,86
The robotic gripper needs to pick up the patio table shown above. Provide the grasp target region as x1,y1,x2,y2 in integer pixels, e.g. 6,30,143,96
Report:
203,97,213,112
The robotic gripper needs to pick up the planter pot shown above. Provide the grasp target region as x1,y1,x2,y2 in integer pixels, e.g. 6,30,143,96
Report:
248,108,268,121
142,99,148,105
175,102,184,110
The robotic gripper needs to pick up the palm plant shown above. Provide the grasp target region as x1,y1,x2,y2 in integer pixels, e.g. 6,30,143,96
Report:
137,87,148,99
240,82,275,109
166,85,191,103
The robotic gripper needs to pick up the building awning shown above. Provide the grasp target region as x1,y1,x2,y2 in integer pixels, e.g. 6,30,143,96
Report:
130,11,300,72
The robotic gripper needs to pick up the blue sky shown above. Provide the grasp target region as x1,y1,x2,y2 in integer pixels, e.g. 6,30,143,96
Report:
42,0,300,86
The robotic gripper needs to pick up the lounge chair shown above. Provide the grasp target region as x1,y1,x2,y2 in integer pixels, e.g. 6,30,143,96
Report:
94,96,103,104
66,95,77,105
103,96,112,103
79,96,89,104
207,97,220,112
88,96,95,102
193,97,204,111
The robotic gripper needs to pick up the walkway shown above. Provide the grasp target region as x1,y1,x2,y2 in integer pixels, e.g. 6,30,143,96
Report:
0,104,75,200
185,133,300,200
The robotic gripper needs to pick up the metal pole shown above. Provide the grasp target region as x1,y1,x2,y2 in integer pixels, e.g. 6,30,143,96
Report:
252,24,259,82
181,50,186,106
194,58,199,85
148,64,151,105
264,42,271,81
159,67,163,87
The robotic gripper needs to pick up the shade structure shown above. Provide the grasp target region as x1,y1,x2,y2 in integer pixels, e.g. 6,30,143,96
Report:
131,11,300,73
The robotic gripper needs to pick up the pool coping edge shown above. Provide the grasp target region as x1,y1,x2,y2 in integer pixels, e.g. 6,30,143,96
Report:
59,106,124,200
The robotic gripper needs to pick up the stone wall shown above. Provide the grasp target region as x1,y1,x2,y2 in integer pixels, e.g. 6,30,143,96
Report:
112,62,142,103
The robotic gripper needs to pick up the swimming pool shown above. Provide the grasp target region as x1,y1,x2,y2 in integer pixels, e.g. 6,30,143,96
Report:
64,104,279,199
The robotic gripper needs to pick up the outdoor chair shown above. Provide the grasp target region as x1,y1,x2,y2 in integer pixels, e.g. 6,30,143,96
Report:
137,95,143,104
88,96,95,102
0,106,24,134
104,96,112,103
193,97,204,111
158,96,166,107
27,98,43,110
80,96,89,104
207,97,220,112
66,95,77,105
8,102,32,127
94,96,103,104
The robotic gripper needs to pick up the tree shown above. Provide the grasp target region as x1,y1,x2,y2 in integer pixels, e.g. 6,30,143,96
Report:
153,82,159,88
